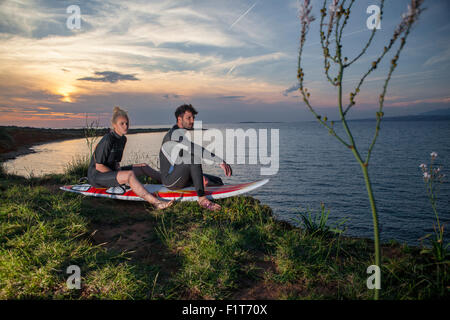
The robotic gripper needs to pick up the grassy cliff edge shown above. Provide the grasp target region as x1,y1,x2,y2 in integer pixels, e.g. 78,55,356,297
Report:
0,162,447,300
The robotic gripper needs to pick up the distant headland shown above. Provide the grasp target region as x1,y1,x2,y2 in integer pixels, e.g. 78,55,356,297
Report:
0,126,170,161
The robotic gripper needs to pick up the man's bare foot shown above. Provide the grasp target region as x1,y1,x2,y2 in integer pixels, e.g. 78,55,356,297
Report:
198,197,221,211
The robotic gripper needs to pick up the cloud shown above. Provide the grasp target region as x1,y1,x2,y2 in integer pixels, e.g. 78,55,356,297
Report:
218,95,245,100
387,96,450,107
282,83,300,96
77,71,139,83
0,0,288,101
3,0,445,127
206,52,286,75
163,93,184,99
423,45,450,67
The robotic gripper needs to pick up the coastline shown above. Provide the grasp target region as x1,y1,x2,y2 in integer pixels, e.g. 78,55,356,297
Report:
0,126,170,162
0,166,445,299
0,127,447,300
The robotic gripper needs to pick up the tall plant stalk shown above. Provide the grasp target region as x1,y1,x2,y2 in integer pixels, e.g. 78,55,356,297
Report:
83,113,100,157
297,0,425,299
419,153,447,294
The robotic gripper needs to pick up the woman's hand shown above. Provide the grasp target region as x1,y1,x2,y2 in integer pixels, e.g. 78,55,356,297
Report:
95,163,112,173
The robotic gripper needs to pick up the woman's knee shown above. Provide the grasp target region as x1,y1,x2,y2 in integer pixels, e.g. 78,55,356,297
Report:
117,170,135,184
127,170,136,180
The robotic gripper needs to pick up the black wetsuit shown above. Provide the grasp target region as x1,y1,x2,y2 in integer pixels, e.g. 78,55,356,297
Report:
87,130,130,187
159,125,223,197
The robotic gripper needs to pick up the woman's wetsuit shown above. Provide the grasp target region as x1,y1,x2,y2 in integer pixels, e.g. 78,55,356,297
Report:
87,130,130,187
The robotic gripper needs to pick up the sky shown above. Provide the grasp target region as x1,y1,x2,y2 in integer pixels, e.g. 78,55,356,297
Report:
0,0,449,128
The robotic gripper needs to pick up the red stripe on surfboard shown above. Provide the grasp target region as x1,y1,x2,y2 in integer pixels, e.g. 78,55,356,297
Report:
65,181,257,198
156,181,256,198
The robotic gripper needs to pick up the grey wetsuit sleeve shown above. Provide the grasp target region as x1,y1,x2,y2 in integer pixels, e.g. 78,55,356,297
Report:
194,142,224,164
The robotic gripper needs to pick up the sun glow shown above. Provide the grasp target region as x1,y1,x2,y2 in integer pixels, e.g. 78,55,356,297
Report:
56,85,77,103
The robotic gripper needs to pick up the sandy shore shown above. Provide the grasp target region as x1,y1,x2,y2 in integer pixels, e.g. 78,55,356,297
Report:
0,126,169,161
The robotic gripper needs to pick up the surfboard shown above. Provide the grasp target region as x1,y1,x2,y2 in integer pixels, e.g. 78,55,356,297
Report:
60,179,269,202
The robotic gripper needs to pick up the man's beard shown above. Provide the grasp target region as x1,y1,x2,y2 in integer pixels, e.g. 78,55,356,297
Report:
182,121,193,130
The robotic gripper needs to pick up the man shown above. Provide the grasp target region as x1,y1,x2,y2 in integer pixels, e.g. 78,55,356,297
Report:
159,104,232,211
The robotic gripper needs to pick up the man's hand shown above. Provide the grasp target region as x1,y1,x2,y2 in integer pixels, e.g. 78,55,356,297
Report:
220,162,232,177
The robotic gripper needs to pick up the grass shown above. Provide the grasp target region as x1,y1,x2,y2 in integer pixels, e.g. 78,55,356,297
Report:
64,154,90,179
0,159,448,300
295,203,347,237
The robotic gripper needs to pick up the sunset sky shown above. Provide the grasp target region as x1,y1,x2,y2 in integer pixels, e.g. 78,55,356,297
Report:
0,0,449,128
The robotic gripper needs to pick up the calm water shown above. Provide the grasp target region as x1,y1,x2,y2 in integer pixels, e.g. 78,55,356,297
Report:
5,120,450,246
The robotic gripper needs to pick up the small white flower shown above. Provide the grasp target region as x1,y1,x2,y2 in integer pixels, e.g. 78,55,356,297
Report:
402,0,423,21
299,0,315,28
326,0,340,31
423,172,430,180
394,0,424,37
329,0,339,13
419,163,426,170
431,152,438,159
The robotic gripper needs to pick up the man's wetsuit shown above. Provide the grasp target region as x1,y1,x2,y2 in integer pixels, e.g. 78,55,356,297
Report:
88,130,130,188
159,125,223,197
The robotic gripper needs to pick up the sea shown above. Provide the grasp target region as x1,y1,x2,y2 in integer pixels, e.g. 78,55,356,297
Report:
4,120,450,246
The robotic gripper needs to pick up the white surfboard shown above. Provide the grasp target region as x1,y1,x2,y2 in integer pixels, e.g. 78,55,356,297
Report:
60,179,269,202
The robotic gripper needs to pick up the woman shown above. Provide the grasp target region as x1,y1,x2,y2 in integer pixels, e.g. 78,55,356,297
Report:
87,107,173,210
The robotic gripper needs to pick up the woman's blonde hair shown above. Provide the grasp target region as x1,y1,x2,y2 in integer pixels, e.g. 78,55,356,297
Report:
111,106,129,126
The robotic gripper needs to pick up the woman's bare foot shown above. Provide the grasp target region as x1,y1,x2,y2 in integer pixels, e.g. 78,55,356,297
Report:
154,199,174,210
203,176,209,187
143,194,174,210
198,197,221,211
